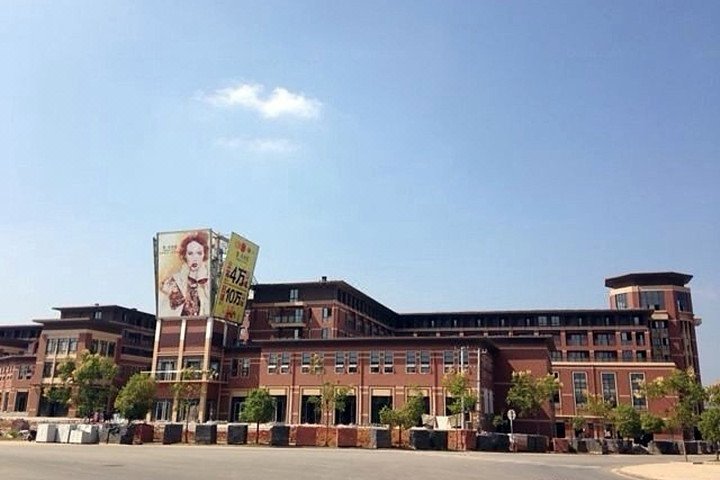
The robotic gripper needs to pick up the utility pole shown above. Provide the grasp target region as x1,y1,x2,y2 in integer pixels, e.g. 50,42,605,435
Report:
460,346,466,428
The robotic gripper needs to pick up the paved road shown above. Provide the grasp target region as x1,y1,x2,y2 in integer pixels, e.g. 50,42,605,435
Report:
0,442,710,480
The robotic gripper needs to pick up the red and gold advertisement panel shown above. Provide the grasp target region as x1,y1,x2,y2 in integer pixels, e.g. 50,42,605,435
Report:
212,232,259,323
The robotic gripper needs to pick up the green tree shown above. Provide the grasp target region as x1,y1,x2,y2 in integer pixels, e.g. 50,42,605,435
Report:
171,368,202,443
581,394,613,439
51,351,118,418
644,368,706,461
506,370,559,434
611,404,641,440
698,382,720,461
640,412,666,437
571,415,586,438
240,388,275,444
114,373,156,421
378,390,424,446
443,371,478,428
308,353,351,446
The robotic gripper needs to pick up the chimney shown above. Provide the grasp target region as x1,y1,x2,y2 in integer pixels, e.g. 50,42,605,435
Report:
321,276,327,283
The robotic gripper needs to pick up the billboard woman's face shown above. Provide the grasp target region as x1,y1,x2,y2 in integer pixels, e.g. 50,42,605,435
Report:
185,241,204,272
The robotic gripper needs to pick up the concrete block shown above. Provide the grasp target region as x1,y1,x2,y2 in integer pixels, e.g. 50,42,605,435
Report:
369,427,391,449
269,425,290,446
195,424,217,445
36,424,57,443
162,423,183,444
56,424,76,443
409,428,431,450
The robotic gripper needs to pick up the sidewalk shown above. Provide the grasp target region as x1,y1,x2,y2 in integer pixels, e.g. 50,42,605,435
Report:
617,461,720,480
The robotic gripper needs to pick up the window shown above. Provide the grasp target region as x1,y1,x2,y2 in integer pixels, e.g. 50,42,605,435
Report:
241,358,250,377
573,372,588,407
552,372,561,405
335,351,345,373
636,332,646,346
594,333,615,346
370,351,380,373
567,333,587,346
406,350,417,374
322,307,331,319
615,293,628,310
107,342,116,357
383,351,394,373
622,350,633,361
68,338,78,353
94,311,102,320
419,351,431,374
640,291,665,310
538,316,547,327
567,351,590,362
620,332,633,345
42,362,54,378
321,328,329,339
636,351,647,361
601,373,618,407
676,291,692,313
231,359,239,377
301,352,312,373
156,359,176,381
550,351,563,361
289,288,299,302
267,353,278,373
183,357,202,370
551,315,560,326
595,351,617,362
443,350,455,373
280,352,290,374
46,338,57,355
18,365,32,380
57,338,68,355
348,351,358,374
630,373,647,409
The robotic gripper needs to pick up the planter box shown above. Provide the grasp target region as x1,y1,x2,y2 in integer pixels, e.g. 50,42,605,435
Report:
477,432,509,452
270,425,290,446
195,424,217,445
162,423,183,445
605,439,633,454
527,434,548,453
36,424,57,443
409,428,431,450
553,438,571,453
429,430,448,450
295,425,318,446
447,430,475,451
648,440,680,455
369,427,391,449
69,425,98,444
135,424,154,443
513,433,528,452
227,424,248,445
336,426,357,448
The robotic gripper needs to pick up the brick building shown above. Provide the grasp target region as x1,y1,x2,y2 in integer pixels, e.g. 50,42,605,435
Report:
0,305,155,417
150,271,698,438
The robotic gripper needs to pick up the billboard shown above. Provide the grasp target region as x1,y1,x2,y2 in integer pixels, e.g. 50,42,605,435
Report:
156,230,213,318
212,232,259,323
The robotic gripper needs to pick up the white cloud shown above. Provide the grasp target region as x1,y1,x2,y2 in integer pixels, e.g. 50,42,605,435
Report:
203,83,321,119
215,137,299,154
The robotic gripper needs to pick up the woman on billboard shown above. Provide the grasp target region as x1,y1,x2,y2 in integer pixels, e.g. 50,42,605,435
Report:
158,231,211,317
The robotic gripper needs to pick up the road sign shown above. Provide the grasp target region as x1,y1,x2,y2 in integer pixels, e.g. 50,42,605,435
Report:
507,409,516,421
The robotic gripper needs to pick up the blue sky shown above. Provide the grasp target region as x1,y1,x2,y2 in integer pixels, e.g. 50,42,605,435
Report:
1,1,718,382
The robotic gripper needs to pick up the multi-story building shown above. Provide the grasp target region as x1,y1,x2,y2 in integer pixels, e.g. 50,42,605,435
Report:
0,305,155,417
150,271,698,438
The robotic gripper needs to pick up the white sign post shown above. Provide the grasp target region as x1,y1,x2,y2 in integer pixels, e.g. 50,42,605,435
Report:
507,409,517,452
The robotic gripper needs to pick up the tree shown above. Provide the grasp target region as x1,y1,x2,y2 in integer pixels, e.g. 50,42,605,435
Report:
640,412,665,438
114,373,156,422
611,404,641,440
378,389,425,446
506,370,559,434
171,368,202,443
571,415,586,438
581,394,613,439
308,353,351,446
698,382,720,461
443,371,478,428
644,368,706,461
240,388,275,444
51,351,118,419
